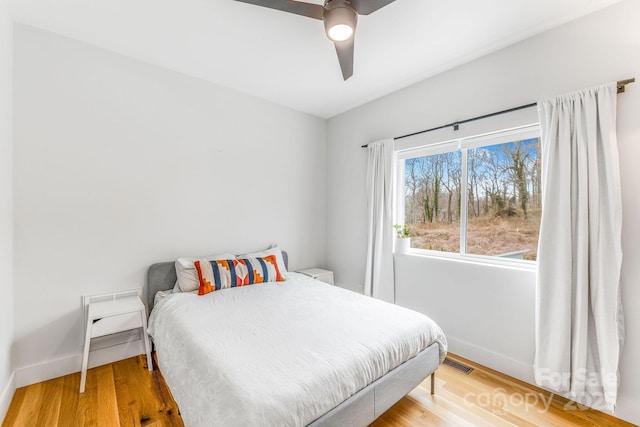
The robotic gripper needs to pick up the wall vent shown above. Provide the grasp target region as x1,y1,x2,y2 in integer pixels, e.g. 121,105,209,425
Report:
443,357,474,374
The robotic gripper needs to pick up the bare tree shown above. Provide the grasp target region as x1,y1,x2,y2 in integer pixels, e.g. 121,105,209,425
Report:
467,149,484,217
419,155,443,223
405,158,421,224
437,152,458,223
502,141,533,218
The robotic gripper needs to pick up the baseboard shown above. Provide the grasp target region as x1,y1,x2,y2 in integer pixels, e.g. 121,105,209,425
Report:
14,337,145,388
446,336,536,385
0,371,16,423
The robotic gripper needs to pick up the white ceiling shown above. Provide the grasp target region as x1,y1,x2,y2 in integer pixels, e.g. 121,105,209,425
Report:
8,0,623,118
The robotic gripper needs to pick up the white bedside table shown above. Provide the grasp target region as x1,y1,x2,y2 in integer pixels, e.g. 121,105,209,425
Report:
80,294,153,393
296,268,334,285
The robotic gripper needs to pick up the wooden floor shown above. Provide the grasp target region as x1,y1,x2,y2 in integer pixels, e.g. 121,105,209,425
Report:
2,353,633,427
372,355,634,427
2,355,182,427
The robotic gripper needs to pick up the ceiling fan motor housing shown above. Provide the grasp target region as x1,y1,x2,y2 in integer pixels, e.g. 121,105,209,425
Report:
323,0,358,41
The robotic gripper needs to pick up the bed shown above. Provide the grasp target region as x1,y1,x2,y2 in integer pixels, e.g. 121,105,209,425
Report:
146,252,447,427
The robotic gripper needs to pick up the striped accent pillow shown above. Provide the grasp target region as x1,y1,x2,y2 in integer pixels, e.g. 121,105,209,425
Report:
194,254,284,295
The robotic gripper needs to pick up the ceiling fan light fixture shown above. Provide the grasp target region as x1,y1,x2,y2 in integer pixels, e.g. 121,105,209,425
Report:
327,24,353,42
324,5,357,42
327,23,353,41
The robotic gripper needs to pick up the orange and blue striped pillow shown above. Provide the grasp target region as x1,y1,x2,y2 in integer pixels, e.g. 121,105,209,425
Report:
194,254,284,295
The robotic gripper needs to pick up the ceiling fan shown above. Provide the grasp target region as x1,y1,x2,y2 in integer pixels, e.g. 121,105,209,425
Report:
233,0,396,80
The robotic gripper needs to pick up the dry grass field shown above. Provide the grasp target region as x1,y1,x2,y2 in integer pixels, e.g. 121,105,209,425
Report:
410,209,541,261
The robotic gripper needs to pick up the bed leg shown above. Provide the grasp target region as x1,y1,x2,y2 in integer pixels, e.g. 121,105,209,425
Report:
430,372,435,395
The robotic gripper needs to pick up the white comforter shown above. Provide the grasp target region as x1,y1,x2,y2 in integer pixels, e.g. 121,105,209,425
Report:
148,272,447,427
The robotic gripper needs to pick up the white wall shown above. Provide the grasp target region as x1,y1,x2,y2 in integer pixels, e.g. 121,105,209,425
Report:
0,0,14,420
395,255,536,381
326,1,640,424
12,24,327,385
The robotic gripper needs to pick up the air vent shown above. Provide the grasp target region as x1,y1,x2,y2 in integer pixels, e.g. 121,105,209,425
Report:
443,357,474,374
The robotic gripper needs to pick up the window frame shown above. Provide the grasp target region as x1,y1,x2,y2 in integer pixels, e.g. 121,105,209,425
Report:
395,123,541,269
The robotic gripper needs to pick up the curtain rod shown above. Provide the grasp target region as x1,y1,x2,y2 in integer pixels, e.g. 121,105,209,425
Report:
361,78,635,148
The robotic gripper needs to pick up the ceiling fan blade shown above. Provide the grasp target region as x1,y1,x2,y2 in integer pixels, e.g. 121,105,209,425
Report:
334,37,354,80
233,0,324,20
349,0,395,15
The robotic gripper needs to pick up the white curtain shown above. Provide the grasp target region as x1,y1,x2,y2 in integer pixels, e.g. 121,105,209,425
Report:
364,139,396,303
535,82,624,411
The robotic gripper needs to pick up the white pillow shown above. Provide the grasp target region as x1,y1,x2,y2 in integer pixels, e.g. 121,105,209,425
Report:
237,245,288,273
175,252,236,292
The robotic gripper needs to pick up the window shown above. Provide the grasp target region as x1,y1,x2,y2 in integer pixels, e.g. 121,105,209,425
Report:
397,125,541,262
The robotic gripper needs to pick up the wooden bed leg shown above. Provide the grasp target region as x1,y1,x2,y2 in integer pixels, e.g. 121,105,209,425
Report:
430,372,435,395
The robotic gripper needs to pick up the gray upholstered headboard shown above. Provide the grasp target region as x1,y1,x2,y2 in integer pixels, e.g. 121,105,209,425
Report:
145,251,288,314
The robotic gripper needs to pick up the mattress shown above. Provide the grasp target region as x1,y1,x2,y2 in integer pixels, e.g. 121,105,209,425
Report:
148,272,447,427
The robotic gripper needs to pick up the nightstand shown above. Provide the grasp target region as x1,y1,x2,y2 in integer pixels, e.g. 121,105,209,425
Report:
296,268,334,285
80,293,153,393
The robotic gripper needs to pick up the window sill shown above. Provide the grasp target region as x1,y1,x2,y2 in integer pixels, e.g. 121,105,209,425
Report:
394,249,537,272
